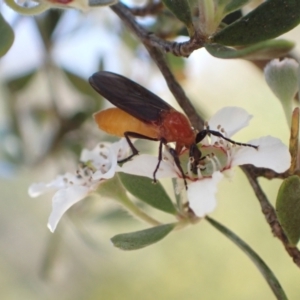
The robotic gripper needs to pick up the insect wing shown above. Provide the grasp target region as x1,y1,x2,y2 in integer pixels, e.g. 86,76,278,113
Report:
89,71,173,123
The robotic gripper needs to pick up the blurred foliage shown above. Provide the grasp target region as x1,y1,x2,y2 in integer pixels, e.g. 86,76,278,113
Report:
1,10,104,167
0,12,14,57
35,10,62,50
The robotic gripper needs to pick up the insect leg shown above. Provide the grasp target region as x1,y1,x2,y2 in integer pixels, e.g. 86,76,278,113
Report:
118,131,158,163
189,143,206,175
119,133,187,188
152,139,164,184
120,133,167,184
168,146,188,190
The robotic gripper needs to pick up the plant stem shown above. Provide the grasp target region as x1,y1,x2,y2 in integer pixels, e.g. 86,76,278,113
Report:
242,166,300,267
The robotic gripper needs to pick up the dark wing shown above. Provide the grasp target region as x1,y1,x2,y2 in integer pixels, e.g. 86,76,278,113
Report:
89,71,173,123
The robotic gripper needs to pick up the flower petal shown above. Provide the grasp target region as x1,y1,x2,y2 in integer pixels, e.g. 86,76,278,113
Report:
112,138,132,161
231,136,291,173
29,140,126,231
93,152,117,180
80,143,109,164
119,154,178,179
28,173,76,197
90,139,128,180
93,168,116,180
28,182,50,197
47,185,90,232
188,172,223,217
208,107,252,138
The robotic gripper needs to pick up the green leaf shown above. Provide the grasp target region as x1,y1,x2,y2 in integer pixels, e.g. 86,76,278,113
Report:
162,0,194,34
100,176,162,226
213,0,250,25
166,53,186,80
224,0,252,15
212,0,300,46
3,0,50,15
205,39,295,60
118,173,176,214
111,223,176,250
298,63,300,102
93,208,136,224
206,217,288,300
63,68,104,112
166,53,185,71
35,11,63,50
6,70,36,92
147,11,188,38
63,68,103,100
222,9,242,25
40,231,62,280
0,13,14,57
215,0,231,5
99,175,131,203
276,176,300,246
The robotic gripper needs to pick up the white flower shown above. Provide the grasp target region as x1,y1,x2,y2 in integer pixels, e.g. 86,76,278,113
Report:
120,107,291,218
29,138,129,232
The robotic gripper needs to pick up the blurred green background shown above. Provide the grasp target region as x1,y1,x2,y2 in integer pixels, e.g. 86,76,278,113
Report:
0,4,300,300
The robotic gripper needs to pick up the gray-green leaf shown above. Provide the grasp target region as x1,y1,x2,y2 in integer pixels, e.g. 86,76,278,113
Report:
63,68,103,109
276,176,300,246
111,223,176,250
6,70,36,92
212,0,300,46
224,0,252,15
206,217,288,300
34,10,62,50
162,0,194,34
205,39,295,60
118,173,176,214
0,13,14,57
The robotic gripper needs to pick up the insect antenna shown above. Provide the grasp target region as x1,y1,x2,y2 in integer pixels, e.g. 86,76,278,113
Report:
195,128,258,149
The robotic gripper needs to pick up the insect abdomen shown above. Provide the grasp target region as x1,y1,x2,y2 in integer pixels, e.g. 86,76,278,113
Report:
94,108,160,139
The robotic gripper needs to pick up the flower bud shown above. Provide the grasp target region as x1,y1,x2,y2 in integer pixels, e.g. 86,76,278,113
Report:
264,58,299,125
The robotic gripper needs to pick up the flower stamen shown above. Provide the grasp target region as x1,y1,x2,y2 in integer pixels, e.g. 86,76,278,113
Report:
212,153,222,171
197,165,203,179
